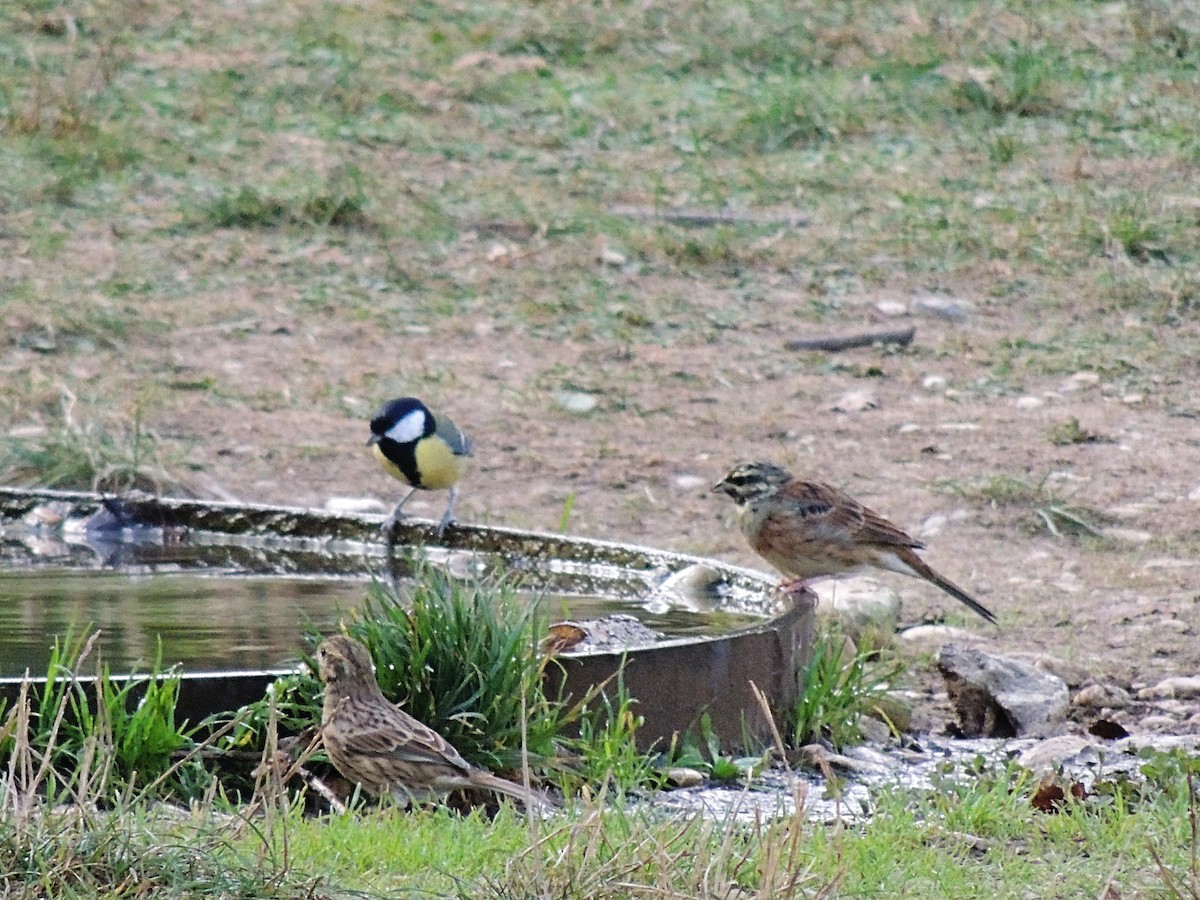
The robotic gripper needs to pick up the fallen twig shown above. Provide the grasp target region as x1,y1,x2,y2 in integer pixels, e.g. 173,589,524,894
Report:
785,325,916,352
608,205,809,228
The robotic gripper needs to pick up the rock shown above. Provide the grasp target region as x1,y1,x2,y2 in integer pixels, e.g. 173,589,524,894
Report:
799,744,893,777
898,624,981,649
841,745,900,773
1017,735,1098,773
672,474,707,492
937,644,1070,738
1072,683,1132,710
555,391,599,414
857,714,892,744
812,577,900,649
1014,396,1044,410
912,294,971,322
917,509,970,538
646,564,723,613
565,614,664,652
1155,618,1191,633
1150,699,1190,716
665,767,705,789
868,692,915,733
1137,675,1200,700
597,246,627,267
921,374,948,391
1059,372,1101,392
874,300,909,317
831,389,878,413
1141,558,1200,571
1103,527,1153,544
324,496,389,515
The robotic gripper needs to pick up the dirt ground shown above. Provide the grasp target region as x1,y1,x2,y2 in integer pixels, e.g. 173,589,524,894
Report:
150,283,1200,732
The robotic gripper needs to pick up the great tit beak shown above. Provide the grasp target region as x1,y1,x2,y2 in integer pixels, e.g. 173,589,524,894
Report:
365,434,381,447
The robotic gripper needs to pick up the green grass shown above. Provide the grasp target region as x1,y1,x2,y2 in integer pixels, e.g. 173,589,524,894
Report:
1,620,1197,898
792,626,900,749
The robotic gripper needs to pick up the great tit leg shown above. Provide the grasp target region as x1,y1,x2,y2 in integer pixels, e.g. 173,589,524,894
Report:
383,488,417,536
435,486,460,537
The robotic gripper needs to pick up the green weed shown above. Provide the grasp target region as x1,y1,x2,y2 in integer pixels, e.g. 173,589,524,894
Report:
566,665,662,792
0,393,184,494
791,627,899,750
951,42,1061,118
1,629,202,805
199,170,373,231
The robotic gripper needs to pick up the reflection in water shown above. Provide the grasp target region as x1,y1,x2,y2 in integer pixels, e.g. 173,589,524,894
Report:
0,571,365,676
0,571,768,677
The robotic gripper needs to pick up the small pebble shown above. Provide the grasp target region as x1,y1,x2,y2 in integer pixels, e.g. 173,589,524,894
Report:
555,391,599,414
874,300,909,317
1138,675,1200,700
831,389,878,413
1072,683,1132,710
324,497,389,515
921,375,947,391
1059,372,1100,392
665,767,706,789
1104,527,1152,544
912,294,971,322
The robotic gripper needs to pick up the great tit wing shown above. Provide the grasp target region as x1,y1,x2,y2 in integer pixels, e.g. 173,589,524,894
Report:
435,415,473,457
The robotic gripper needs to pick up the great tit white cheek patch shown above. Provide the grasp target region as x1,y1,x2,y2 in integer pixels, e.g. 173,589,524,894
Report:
385,409,427,444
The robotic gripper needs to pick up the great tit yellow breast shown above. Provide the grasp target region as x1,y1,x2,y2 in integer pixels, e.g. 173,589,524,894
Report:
412,434,469,490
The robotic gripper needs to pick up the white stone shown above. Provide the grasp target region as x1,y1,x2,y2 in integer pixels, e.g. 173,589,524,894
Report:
922,375,947,391
1015,396,1044,409
831,389,878,413
555,391,599,414
912,294,971,322
597,246,627,267
1138,676,1200,700
1060,372,1101,392
1104,527,1152,544
1072,683,1132,709
324,496,389,515
874,300,909,317
898,624,980,648
1017,735,1097,773
813,577,901,644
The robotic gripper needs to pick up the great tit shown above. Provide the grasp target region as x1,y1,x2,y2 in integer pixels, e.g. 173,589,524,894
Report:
367,397,473,536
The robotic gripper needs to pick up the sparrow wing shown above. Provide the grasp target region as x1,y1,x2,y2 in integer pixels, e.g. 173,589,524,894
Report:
337,708,473,775
776,479,924,550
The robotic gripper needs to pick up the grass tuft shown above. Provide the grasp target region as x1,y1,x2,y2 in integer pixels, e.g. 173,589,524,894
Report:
791,626,899,750
0,393,185,494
